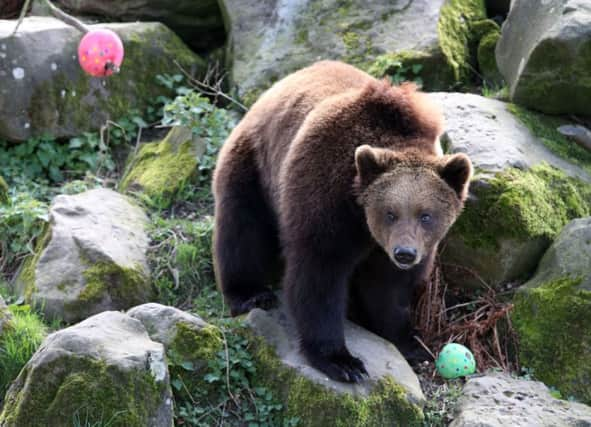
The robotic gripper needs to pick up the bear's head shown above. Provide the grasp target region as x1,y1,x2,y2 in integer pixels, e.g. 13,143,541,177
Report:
354,145,472,270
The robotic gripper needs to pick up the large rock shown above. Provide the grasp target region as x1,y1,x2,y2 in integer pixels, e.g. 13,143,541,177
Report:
450,372,591,426
512,217,591,404
128,303,222,362
220,0,488,102
15,188,152,323
55,0,225,51
245,306,425,426
496,0,591,115
430,92,591,287
0,17,205,142
0,311,172,427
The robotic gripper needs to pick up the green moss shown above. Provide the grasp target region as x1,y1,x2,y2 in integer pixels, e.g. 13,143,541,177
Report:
453,163,591,250
437,0,487,83
366,49,456,91
513,276,591,404
64,261,151,320
249,334,423,426
119,127,198,208
342,31,361,51
477,28,502,85
170,322,223,362
0,175,8,204
0,355,165,426
507,104,591,175
0,305,46,398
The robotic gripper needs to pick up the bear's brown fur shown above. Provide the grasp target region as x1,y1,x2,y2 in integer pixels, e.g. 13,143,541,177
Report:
213,61,472,382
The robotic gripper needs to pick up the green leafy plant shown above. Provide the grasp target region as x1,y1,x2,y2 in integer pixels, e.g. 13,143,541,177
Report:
169,321,299,427
161,91,237,187
0,191,48,279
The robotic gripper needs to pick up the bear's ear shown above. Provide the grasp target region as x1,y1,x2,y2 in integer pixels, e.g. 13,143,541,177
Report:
438,153,473,201
355,145,398,186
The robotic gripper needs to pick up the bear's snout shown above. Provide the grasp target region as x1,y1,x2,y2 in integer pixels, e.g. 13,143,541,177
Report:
393,246,417,267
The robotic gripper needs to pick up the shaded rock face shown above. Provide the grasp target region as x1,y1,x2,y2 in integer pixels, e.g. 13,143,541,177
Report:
221,0,489,100
0,311,172,427
0,17,205,142
450,372,591,427
55,0,225,52
496,0,591,115
512,218,591,404
247,307,424,404
430,92,591,287
16,188,152,323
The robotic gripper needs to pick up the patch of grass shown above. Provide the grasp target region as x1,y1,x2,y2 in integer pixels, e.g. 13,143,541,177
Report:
0,305,47,397
421,381,463,426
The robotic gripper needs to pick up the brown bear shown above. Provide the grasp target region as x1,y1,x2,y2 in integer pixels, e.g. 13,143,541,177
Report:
213,61,472,383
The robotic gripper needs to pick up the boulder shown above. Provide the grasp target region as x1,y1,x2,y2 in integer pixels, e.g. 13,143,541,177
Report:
55,0,225,51
127,302,222,363
220,0,488,102
15,188,152,323
512,217,591,404
450,372,591,426
0,311,172,427
430,92,591,287
245,306,425,426
496,0,591,115
119,126,204,208
0,17,205,142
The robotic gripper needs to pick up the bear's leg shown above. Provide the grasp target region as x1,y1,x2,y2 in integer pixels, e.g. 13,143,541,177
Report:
213,158,280,316
284,244,369,383
349,248,433,364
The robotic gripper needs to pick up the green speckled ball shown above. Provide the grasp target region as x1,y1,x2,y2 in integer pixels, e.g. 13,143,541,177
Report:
435,343,476,379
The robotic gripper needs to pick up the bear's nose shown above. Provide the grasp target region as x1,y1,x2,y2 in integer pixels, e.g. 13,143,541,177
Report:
394,247,417,265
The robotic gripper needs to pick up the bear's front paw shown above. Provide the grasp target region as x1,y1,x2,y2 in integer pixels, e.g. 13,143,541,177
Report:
303,346,368,383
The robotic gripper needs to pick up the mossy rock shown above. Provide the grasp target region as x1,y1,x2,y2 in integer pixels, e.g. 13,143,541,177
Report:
15,189,152,323
0,175,8,204
119,126,203,208
0,311,172,427
512,218,591,404
496,0,591,115
244,308,424,426
473,20,503,86
431,92,591,287
0,17,205,142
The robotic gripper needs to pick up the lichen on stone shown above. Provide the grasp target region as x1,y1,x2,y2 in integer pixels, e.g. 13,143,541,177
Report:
63,260,152,319
512,276,591,404
453,163,591,250
248,332,424,426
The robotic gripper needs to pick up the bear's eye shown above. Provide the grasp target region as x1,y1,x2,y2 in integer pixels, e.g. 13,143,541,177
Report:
420,213,432,224
387,211,396,222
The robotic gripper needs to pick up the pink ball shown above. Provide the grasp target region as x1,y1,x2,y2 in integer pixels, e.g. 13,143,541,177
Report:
78,29,124,77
